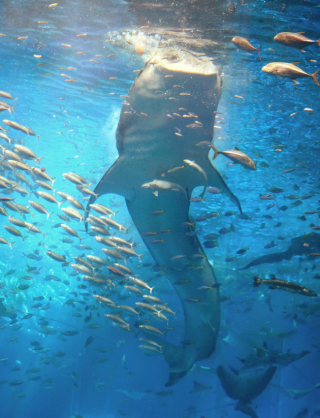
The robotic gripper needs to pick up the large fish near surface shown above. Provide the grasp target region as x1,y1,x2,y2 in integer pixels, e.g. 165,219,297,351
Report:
85,48,241,386
273,32,320,50
261,62,319,85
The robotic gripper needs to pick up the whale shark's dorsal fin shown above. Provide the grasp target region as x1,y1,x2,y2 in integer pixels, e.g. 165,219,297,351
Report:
217,365,276,404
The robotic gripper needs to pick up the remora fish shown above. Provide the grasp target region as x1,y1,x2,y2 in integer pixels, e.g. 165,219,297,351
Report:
253,275,317,297
85,48,242,386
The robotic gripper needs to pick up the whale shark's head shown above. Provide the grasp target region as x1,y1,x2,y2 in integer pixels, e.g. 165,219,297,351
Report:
116,47,222,159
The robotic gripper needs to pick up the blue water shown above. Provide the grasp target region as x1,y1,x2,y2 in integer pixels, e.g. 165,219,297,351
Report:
0,0,319,417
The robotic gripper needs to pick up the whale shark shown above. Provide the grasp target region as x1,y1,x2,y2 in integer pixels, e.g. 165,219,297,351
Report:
85,48,241,386
217,365,277,418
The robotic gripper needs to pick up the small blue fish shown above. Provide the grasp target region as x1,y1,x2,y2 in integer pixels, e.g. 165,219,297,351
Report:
264,241,276,249
207,187,222,194
225,257,237,262
186,231,196,236
185,298,199,303
198,284,220,290
189,197,205,202
174,279,190,285
84,335,95,348
190,254,205,259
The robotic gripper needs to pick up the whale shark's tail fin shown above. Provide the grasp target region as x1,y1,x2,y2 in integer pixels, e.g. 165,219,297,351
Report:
165,353,190,386
202,158,242,213
162,341,193,387
144,334,194,386
162,341,194,387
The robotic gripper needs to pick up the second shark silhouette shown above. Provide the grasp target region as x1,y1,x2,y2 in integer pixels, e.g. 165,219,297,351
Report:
242,233,320,270
217,365,277,418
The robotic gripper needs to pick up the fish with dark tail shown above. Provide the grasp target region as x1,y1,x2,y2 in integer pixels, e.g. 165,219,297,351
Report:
253,275,317,297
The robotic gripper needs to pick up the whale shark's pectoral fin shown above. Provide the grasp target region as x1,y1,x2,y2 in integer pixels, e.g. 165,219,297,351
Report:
163,342,192,387
202,158,242,213
84,157,135,229
217,365,276,404
92,157,136,202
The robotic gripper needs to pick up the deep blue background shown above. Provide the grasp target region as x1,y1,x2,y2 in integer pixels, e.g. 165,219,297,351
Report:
0,1,319,417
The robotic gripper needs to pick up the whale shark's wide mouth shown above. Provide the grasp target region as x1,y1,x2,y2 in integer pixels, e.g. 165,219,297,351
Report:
147,48,219,75
109,30,220,74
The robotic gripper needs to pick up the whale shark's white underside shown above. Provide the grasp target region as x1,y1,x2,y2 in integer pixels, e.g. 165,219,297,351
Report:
86,48,241,386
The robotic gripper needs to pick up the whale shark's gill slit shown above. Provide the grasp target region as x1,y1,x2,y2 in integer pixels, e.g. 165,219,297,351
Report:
85,48,241,385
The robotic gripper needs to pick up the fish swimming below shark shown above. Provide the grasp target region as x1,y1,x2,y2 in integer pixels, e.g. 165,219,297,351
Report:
85,47,242,386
